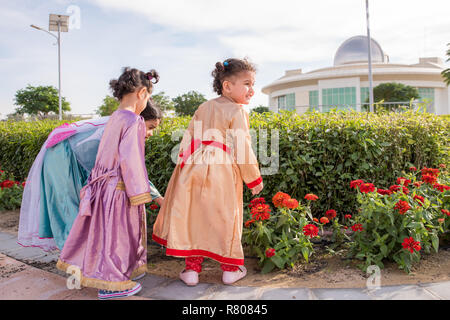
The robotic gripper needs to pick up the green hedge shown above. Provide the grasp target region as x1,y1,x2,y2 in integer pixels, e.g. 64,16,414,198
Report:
1,110,449,217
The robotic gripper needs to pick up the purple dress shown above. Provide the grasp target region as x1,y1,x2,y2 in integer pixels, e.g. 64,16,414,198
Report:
57,109,152,291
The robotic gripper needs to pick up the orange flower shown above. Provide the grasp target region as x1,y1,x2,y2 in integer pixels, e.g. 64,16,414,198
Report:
245,219,256,227
272,192,291,208
304,193,318,201
283,198,299,209
320,217,329,224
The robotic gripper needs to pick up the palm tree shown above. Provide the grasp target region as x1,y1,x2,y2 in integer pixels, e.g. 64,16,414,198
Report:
441,43,450,86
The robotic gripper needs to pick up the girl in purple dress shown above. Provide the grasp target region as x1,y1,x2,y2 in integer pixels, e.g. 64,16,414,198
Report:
57,67,159,299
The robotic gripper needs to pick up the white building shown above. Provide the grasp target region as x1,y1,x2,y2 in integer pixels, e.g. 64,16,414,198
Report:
262,35,449,115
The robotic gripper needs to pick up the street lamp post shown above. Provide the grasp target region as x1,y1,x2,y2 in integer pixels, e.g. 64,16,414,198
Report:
365,0,374,113
31,14,69,120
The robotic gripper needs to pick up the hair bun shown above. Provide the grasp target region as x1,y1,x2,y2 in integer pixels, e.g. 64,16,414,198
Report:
146,69,160,84
215,62,225,73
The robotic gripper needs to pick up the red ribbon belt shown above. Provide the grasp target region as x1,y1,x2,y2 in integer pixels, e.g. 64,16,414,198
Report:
179,139,231,169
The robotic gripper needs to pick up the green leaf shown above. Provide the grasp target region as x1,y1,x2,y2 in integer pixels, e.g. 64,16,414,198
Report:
270,255,286,269
261,260,275,274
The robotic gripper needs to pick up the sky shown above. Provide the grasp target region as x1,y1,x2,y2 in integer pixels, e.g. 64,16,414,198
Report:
0,0,449,118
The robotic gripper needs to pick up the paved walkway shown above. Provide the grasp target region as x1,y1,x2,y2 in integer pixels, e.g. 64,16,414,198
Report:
0,231,449,300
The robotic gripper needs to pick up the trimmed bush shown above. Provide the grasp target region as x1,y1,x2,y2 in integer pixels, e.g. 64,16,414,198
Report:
1,110,449,218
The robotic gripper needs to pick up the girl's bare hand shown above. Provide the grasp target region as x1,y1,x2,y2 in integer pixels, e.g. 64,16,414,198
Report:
251,182,263,195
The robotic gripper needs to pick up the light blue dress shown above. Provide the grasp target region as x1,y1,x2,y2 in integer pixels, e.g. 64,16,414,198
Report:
38,125,161,250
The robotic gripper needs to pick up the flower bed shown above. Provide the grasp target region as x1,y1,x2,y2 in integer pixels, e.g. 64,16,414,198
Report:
242,165,449,274
0,167,25,211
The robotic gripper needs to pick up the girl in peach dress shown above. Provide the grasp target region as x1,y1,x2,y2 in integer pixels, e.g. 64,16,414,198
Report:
153,58,263,286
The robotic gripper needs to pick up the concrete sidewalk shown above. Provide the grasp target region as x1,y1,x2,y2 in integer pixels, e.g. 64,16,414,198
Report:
1,231,449,300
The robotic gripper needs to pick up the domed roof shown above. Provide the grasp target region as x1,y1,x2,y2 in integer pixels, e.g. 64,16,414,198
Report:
334,35,385,66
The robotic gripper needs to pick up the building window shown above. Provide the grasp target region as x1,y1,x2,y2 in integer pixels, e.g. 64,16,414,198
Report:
360,87,370,111
418,88,435,113
322,87,356,112
277,93,295,111
309,90,319,111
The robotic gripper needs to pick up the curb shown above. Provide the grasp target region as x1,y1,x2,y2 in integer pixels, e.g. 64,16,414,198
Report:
1,231,449,300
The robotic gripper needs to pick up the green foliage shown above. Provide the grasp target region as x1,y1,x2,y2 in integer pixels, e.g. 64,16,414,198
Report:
96,95,119,116
371,82,419,111
13,85,71,116
0,110,448,219
242,195,316,273
251,106,270,114
172,91,207,116
0,169,25,211
152,91,175,113
347,168,450,273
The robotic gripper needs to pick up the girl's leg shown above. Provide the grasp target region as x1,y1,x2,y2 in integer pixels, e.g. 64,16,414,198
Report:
185,257,204,273
220,264,240,272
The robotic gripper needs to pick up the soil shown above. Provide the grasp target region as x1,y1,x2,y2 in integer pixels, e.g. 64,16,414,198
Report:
2,210,450,288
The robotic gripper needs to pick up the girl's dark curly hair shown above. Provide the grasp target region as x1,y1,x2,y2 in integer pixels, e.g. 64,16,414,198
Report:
141,98,163,122
211,58,256,95
109,67,160,100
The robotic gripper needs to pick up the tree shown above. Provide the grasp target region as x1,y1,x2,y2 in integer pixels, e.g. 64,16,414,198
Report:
13,85,71,116
251,105,270,114
371,82,419,110
96,95,119,116
152,91,175,113
441,43,450,86
172,91,207,116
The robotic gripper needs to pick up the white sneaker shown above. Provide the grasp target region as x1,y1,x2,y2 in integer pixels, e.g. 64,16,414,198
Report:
98,283,142,300
179,269,199,286
222,266,247,285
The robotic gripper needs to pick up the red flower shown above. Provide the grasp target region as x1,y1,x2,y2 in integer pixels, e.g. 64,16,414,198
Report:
0,180,15,190
402,237,421,253
249,197,266,208
438,218,445,224
350,179,364,189
359,183,376,193
394,200,411,215
344,214,352,219
441,209,450,217
325,209,337,220
303,224,319,238
413,181,423,188
272,192,291,208
150,204,159,210
409,167,417,171
439,164,446,168
313,218,319,223
21,181,26,188
265,248,276,258
304,193,318,201
245,219,256,228
283,198,299,209
433,183,450,193
413,195,425,206
351,224,364,232
389,185,401,193
320,217,329,224
251,203,271,221
422,174,437,185
396,177,411,186
421,167,439,177
377,189,392,196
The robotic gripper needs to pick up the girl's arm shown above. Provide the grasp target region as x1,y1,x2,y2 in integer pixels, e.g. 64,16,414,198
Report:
229,107,263,192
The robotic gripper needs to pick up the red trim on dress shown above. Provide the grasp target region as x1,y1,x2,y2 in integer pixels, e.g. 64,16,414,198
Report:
152,234,244,266
246,176,263,189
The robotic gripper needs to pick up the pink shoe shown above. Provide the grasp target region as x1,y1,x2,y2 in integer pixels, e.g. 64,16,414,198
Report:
179,269,199,286
222,266,247,285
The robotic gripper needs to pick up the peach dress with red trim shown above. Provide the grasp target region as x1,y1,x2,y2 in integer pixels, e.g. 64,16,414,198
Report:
152,96,262,266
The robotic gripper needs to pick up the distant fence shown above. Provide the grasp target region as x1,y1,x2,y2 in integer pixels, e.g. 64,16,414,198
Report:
291,101,434,113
